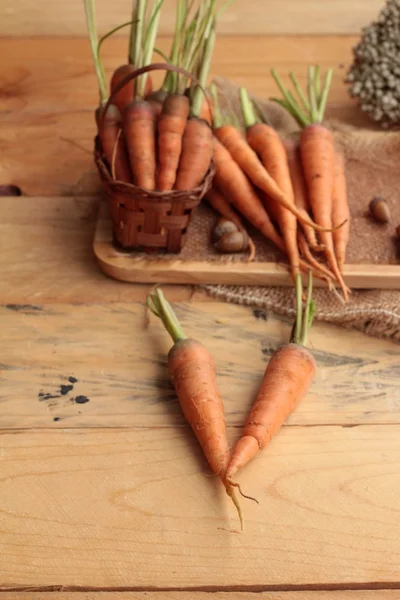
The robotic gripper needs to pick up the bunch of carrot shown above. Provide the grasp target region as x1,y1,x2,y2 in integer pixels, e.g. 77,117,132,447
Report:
147,272,316,530
84,0,233,194
203,68,350,301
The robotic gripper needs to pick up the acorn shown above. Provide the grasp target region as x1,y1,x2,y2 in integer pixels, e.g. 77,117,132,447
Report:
212,217,239,242
214,230,249,254
369,196,391,223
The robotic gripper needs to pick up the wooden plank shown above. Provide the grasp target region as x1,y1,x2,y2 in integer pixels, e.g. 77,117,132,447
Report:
1,593,398,599
93,203,400,290
1,425,399,588
0,0,384,36
0,196,196,304
0,37,372,197
1,299,399,429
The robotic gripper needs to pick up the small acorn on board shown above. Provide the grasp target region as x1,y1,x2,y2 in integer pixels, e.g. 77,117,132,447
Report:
369,196,391,224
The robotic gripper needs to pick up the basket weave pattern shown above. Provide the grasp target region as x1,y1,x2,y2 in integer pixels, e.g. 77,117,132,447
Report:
94,137,215,253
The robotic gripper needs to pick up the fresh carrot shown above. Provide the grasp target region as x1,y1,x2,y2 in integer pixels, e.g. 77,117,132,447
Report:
146,89,169,118
110,64,153,114
226,272,316,493
240,88,301,280
284,139,323,252
271,66,350,301
332,151,350,272
123,99,156,190
147,288,243,528
212,137,286,254
157,94,190,191
206,185,256,261
97,104,132,183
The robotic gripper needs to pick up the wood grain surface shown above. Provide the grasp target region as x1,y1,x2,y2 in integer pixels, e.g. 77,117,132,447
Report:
1,594,398,599
0,0,385,36
1,425,400,588
0,37,371,197
1,299,399,429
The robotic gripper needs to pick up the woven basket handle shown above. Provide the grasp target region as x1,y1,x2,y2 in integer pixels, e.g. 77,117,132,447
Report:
101,62,214,126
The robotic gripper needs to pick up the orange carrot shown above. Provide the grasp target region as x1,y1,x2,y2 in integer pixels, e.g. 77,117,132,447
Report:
147,288,243,527
284,139,323,252
300,124,349,301
123,99,156,190
226,273,316,493
146,89,169,119
214,125,331,233
206,185,256,261
110,64,153,114
157,94,190,191
212,138,286,254
97,104,132,183
244,117,301,279
174,118,213,190
332,151,350,271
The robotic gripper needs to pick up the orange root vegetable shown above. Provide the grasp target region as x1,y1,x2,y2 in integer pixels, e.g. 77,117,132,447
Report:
245,118,301,280
174,118,213,190
123,99,156,190
147,288,243,528
300,124,349,301
146,89,169,119
226,272,316,491
111,64,153,114
297,230,335,287
206,185,256,261
212,137,286,254
284,139,323,252
97,103,132,183
157,94,190,191
332,151,350,271
214,124,333,233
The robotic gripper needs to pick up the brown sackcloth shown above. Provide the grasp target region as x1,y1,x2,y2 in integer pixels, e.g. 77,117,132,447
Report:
201,77,400,343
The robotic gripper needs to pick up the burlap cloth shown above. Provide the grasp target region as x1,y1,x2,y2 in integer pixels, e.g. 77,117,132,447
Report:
201,78,400,343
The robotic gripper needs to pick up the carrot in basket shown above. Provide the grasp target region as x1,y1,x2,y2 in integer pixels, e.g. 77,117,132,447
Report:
206,185,256,261
147,288,243,528
271,66,350,301
284,139,322,252
111,64,153,114
123,99,156,190
157,94,190,191
332,151,350,271
97,104,132,183
240,87,301,279
226,272,316,493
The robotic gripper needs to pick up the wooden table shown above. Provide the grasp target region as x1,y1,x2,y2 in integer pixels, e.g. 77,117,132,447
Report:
1,34,399,599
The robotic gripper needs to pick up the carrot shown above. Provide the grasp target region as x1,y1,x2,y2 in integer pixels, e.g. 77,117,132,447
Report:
332,151,350,271
226,272,316,493
284,139,323,252
110,64,153,114
174,118,213,190
297,230,335,286
240,88,301,279
157,94,190,191
146,89,169,119
271,66,350,301
97,104,132,183
147,288,243,528
123,99,156,190
212,137,286,254
206,185,256,261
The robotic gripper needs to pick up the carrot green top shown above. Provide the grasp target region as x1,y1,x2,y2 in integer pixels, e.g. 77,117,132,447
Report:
147,288,187,345
292,271,315,347
270,65,333,127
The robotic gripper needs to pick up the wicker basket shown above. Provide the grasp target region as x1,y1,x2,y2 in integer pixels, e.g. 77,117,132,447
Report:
94,137,215,253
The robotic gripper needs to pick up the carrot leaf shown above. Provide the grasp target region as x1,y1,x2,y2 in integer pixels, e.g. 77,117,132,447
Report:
137,0,164,97
293,274,303,345
98,19,138,61
239,87,258,129
147,288,187,344
300,270,314,346
83,0,107,103
317,68,333,122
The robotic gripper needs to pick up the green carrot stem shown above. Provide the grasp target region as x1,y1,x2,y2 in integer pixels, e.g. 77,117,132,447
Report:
315,65,321,103
289,72,310,113
191,23,216,117
154,46,170,62
317,68,333,122
270,69,310,127
300,271,314,346
98,19,138,61
210,82,224,128
293,274,303,345
308,66,318,123
239,87,258,128
163,0,187,93
137,0,164,97
147,289,187,344
130,0,147,67
83,0,107,103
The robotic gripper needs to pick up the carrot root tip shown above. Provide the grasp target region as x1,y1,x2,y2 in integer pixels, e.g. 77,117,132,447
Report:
227,479,259,504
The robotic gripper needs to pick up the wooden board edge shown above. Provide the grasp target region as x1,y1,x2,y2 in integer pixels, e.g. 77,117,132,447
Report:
93,204,400,289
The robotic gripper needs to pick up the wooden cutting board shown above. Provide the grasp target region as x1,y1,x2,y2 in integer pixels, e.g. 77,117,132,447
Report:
93,201,400,289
